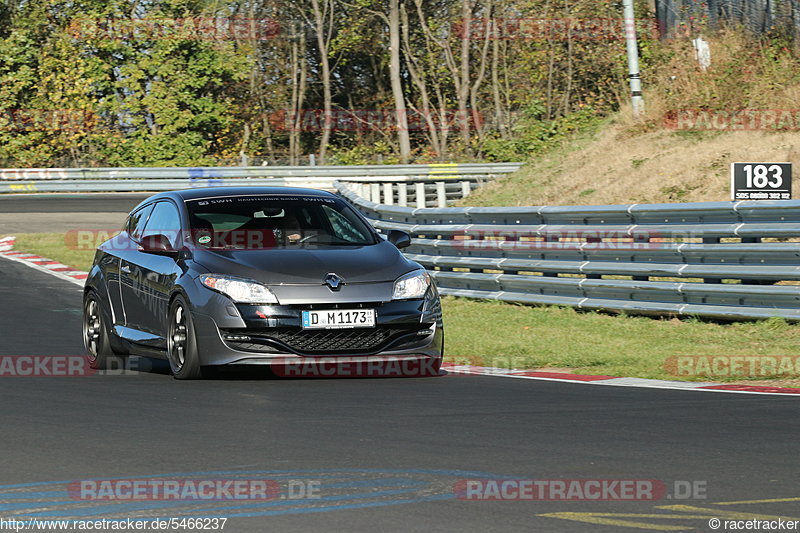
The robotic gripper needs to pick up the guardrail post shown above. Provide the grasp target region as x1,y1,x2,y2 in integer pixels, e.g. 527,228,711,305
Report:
370,183,381,204
398,183,408,207
415,182,426,208
461,180,471,199
436,181,446,208
542,233,560,277
701,236,722,284
383,183,394,205
585,236,602,279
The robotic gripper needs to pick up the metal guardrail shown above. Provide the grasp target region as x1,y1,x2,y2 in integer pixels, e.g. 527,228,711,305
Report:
336,181,800,321
339,180,481,208
0,163,523,194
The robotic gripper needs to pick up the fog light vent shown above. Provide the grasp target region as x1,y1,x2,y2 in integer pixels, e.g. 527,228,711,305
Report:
223,334,251,342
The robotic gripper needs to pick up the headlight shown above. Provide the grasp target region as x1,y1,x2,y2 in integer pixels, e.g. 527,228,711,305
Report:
392,270,431,300
200,274,279,304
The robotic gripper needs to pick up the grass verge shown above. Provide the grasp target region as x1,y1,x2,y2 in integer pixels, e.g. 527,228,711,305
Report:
6,232,800,385
9,232,97,272
443,298,800,385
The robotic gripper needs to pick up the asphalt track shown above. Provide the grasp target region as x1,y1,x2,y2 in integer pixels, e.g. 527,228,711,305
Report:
0,194,148,233
1,258,800,533
0,193,150,213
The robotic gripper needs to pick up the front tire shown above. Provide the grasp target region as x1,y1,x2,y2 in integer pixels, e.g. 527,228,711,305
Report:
167,295,203,380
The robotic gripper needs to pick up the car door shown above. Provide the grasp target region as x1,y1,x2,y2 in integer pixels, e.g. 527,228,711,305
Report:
119,201,183,338
117,203,154,330
97,211,138,328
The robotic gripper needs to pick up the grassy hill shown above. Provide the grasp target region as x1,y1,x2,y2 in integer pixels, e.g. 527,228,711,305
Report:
465,30,800,207
465,119,800,206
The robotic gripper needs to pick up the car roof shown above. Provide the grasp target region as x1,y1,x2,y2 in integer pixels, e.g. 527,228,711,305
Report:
131,187,338,212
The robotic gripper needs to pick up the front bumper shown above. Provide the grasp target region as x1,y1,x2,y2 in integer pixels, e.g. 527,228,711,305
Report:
191,296,444,371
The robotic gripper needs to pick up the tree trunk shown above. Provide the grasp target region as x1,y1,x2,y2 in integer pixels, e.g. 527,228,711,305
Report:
289,20,308,166
401,3,441,156
457,0,472,148
389,0,411,163
491,28,508,139
311,0,333,165
469,0,492,140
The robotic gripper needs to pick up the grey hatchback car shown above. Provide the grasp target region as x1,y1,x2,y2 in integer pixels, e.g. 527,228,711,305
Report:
83,187,444,379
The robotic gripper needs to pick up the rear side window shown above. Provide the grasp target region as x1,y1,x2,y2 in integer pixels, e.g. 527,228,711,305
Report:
142,202,182,248
126,204,154,242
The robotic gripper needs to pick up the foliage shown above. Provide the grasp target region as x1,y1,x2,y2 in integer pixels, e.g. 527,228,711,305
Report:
0,0,252,167
479,101,602,161
11,0,795,167
327,140,401,165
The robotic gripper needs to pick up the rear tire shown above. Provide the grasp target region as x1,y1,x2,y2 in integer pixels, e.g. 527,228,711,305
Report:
83,291,116,370
167,295,203,380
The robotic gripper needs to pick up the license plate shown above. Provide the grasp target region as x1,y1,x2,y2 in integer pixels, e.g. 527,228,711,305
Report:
301,309,376,329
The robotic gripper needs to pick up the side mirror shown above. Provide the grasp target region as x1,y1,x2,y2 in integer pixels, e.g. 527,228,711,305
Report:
387,229,412,250
139,234,178,256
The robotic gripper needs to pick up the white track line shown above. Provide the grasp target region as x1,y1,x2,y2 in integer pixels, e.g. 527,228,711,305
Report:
444,365,800,396
0,251,84,287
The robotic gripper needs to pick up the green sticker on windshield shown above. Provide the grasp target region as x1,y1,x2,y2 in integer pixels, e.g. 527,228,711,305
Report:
198,235,211,244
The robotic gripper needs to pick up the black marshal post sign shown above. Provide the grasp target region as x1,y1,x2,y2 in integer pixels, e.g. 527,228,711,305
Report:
731,162,792,200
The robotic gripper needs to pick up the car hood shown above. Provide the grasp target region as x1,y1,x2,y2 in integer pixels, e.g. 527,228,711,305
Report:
191,241,415,285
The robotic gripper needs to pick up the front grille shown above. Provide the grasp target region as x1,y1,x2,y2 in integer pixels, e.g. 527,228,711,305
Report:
224,327,420,355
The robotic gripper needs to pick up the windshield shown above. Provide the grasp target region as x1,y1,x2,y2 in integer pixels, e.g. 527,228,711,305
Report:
185,195,377,249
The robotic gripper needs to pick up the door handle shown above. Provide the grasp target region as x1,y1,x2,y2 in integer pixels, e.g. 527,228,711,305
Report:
121,264,131,274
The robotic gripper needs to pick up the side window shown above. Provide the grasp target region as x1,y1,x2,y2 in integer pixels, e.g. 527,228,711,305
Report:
127,204,154,242
142,202,182,248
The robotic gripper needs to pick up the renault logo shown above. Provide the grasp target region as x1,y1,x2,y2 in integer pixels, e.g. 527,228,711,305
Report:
324,273,344,291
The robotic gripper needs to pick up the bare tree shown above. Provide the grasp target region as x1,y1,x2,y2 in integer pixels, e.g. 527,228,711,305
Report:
401,2,443,155
308,0,335,164
388,0,412,162
342,0,412,163
469,0,493,139
289,19,309,165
